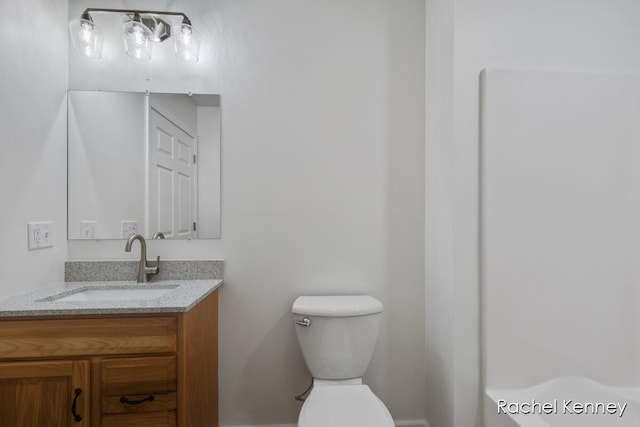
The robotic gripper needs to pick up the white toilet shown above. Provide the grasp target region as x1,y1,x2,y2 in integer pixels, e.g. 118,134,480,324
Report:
292,295,394,427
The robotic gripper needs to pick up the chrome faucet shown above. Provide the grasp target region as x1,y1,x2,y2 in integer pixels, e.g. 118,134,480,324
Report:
125,234,159,283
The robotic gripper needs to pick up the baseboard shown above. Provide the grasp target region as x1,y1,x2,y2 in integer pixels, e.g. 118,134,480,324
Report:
223,420,428,427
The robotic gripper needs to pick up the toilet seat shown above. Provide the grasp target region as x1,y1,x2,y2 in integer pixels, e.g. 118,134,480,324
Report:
297,384,394,427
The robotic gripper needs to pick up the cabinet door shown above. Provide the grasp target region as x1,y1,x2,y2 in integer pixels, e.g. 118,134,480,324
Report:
0,360,90,427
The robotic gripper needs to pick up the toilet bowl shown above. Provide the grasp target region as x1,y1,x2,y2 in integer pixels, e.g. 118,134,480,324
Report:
292,295,394,427
298,381,394,427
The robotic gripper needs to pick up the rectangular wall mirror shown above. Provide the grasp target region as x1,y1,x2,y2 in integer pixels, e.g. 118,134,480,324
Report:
67,90,221,240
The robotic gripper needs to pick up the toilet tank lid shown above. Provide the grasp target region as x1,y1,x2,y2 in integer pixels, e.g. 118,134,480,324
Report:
292,295,383,317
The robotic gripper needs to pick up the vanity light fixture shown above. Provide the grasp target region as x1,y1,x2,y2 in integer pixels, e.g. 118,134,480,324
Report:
69,8,201,62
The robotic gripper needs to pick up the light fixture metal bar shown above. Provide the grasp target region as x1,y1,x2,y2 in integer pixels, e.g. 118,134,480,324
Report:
81,8,192,25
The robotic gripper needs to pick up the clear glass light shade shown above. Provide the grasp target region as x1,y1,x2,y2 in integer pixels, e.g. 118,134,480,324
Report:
69,18,103,58
123,18,153,60
173,23,201,63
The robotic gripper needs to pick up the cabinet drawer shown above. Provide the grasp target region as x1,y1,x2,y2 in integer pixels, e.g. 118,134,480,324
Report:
101,355,176,414
0,317,176,359
101,411,176,427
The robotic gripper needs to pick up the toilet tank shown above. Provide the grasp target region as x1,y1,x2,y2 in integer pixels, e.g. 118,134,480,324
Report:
292,295,383,380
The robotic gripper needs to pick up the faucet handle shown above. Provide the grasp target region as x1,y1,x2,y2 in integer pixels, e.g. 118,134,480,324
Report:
144,255,160,275
152,256,160,274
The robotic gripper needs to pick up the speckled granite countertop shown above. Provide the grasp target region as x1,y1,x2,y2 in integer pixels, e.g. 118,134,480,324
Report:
0,279,223,317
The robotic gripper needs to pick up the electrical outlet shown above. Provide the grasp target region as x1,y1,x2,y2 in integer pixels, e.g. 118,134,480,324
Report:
28,222,53,250
80,221,97,239
122,220,138,239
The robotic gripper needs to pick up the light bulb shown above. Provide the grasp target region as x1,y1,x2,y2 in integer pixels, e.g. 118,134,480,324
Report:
69,18,103,59
79,22,93,42
123,15,152,60
173,23,201,63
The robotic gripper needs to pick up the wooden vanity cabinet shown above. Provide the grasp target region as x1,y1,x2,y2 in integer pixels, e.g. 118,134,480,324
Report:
0,290,218,427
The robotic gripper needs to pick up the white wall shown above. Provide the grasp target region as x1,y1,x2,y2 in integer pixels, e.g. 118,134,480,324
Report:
68,0,426,425
0,0,68,297
424,0,455,426
425,1,640,426
197,106,222,238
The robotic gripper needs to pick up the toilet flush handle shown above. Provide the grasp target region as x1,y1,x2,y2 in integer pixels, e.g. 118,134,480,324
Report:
295,317,312,327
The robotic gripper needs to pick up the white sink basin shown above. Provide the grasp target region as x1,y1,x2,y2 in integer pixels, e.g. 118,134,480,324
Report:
46,285,179,302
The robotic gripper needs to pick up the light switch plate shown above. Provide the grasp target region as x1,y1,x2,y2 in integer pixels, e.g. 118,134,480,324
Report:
28,222,53,250
80,221,97,239
122,220,138,239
